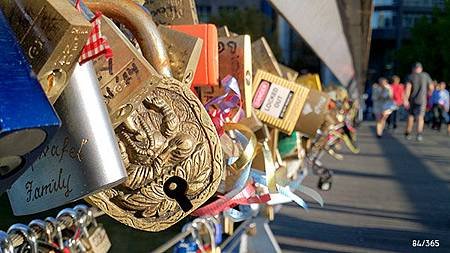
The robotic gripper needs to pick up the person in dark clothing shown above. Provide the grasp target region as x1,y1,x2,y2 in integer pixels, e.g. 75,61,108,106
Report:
404,62,433,141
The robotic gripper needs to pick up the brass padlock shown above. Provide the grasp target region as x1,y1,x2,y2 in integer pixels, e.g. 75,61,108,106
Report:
143,0,199,25
0,0,91,103
295,89,330,138
89,14,162,128
217,26,231,37
158,25,202,87
223,215,235,235
75,205,111,253
279,64,298,81
297,73,322,91
84,0,223,232
252,70,309,134
252,37,282,77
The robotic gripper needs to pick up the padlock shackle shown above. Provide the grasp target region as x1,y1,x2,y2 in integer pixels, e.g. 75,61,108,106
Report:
85,0,172,77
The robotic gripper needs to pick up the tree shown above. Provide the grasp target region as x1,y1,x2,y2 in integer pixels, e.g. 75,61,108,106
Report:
396,1,450,82
208,8,281,59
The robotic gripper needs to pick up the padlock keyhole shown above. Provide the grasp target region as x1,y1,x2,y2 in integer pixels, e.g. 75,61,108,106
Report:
163,176,193,212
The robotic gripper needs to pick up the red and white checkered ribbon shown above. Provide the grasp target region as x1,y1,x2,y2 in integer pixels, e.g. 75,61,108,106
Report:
79,11,113,65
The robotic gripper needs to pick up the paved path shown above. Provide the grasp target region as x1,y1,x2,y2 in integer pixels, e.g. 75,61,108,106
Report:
271,122,450,253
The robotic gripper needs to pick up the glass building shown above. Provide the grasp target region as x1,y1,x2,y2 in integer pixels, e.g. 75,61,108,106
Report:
369,0,445,77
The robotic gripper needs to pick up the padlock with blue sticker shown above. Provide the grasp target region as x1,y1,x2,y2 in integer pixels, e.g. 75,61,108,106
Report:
0,10,60,192
173,239,198,253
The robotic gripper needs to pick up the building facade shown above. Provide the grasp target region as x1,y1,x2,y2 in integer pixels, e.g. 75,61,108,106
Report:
369,0,445,78
195,0,321,74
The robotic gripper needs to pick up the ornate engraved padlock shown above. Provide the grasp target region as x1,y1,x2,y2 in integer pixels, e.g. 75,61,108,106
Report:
7,62,127,215
84,0,223,232
0,0,91,103
0,9,60,192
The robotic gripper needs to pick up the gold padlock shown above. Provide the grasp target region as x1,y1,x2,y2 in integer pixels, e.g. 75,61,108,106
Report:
252,70,309,134
279,64,299,81
217,26,231,37
297,73,322,91
264,204,275,221
251,37,282,77
158,25,202,87
0,0,91,103
295,89,330,137
90,13,166,127
223,215,235,235
143,0,199,25
84,0,223,232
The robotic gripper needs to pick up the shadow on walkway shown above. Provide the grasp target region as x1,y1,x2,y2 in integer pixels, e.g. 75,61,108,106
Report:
372,126,450,232
272,123,450,252
273,215,450,252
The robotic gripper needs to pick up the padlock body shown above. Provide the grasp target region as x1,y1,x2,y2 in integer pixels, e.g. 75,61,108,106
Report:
144,0,199,25
0,0,91,103
7,62,127,215
295,89,330,137
168,24,219,87
200,35,253,117
252,70,309,134
158,25,202,87
279,64,298,81
297,73,322,91
0,9,60,192
92,16,160,128
252,37,282,77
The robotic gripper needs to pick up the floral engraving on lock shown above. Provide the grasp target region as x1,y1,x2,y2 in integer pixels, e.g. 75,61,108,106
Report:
89,78,222,232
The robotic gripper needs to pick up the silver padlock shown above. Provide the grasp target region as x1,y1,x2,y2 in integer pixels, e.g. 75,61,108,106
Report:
75,205,111,253
7,224,38,253
0,231,14,253
44,217,65,251
7,61,127,215
57,208,85,252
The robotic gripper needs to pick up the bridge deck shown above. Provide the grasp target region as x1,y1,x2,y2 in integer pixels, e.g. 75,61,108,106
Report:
271,122,450,253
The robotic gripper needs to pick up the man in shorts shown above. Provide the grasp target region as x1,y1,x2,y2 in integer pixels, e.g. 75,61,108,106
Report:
404,62,432,141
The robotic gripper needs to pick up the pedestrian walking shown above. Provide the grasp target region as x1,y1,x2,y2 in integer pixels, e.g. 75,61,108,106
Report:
404,62,433,141
425,81,437,126
386,75,404,130
430,81,450,132
372,77,396,138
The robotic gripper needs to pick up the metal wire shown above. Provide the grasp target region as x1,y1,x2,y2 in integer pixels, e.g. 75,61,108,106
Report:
219,219,253,250
5,208,104,248
151,227,193,253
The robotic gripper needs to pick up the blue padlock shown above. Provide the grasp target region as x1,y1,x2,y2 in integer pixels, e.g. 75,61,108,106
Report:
0,10,60,192
173,239,198,253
